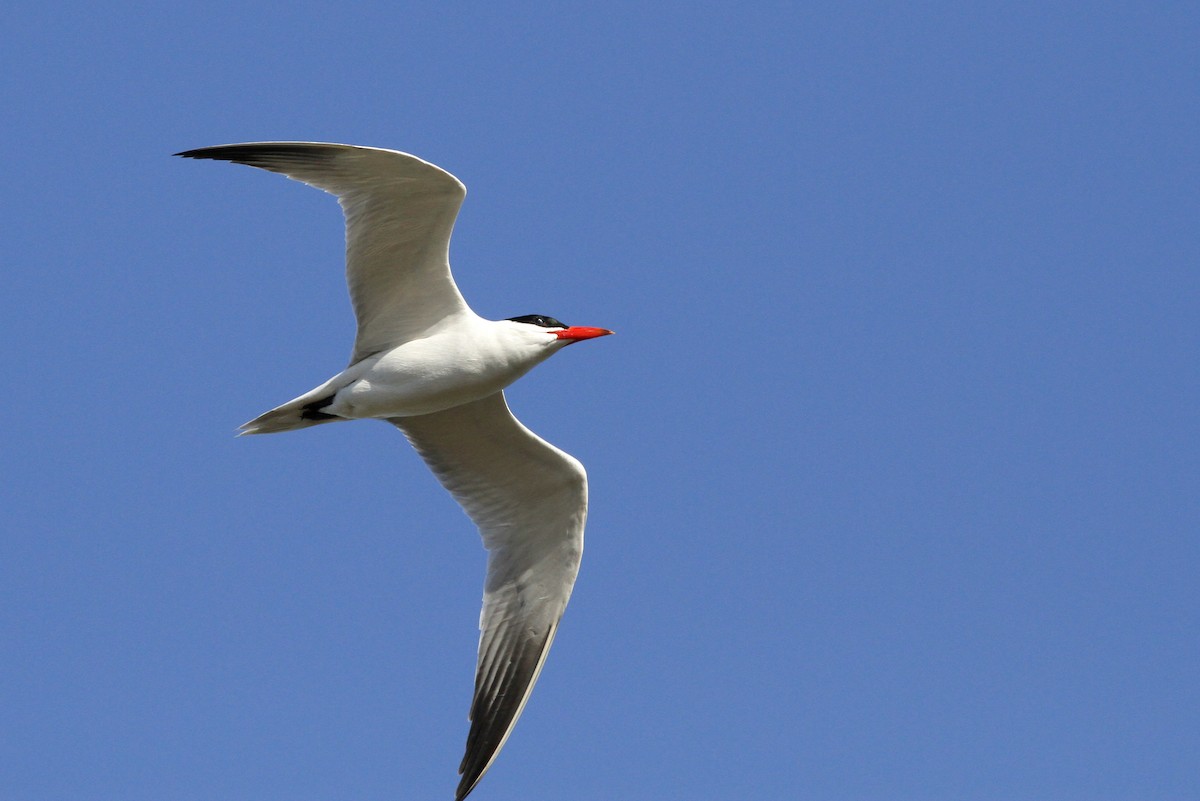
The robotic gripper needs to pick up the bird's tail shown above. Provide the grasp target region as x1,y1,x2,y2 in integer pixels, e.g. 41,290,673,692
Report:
238,392,342,435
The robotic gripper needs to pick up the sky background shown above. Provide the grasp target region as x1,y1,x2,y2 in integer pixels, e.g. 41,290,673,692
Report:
3,3,1197,800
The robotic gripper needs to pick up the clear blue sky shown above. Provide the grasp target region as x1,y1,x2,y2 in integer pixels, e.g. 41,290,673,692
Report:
3,3,1197,800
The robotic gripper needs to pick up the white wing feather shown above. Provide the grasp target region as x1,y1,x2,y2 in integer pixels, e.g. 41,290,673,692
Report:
392,392,586,800
176,142,471,362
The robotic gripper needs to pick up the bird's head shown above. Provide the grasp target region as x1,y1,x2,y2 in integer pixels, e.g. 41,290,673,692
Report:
505,314,614,349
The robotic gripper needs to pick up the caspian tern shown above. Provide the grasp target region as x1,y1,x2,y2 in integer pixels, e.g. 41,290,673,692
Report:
176,142,612,800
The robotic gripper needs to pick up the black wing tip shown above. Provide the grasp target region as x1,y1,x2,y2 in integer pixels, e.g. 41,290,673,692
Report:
454,625,557,800
173,142,344,164
453,700,513,800
455,739,492,799
455,775,480,801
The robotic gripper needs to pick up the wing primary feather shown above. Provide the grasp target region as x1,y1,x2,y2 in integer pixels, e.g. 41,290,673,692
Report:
174,142,344,167
456,624,556,800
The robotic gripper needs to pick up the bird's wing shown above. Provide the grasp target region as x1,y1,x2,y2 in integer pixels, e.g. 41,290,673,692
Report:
176,142,471,362
391,392,587,801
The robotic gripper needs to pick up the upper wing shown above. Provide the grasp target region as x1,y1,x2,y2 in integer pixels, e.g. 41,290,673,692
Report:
391,392,587,801
176,142,472,362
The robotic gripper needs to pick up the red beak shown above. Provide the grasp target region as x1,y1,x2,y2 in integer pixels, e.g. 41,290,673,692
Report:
555,326,614,342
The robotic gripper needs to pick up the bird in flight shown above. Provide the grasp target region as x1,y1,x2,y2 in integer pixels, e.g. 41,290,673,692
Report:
177,142,612,799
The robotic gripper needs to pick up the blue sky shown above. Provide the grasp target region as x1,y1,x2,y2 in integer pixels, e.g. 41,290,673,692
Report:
3,2,1197,800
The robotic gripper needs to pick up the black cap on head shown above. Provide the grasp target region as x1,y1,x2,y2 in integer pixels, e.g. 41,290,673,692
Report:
507,314,568,329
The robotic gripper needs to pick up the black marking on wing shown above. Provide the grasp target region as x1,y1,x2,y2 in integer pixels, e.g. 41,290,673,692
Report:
456,623,554,801
174,142,343,168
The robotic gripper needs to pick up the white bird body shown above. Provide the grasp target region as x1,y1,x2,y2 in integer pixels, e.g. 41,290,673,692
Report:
177,141,611,800
253,314,567,425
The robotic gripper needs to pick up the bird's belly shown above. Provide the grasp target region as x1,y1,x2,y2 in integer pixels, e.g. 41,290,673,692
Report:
324,345,531,419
